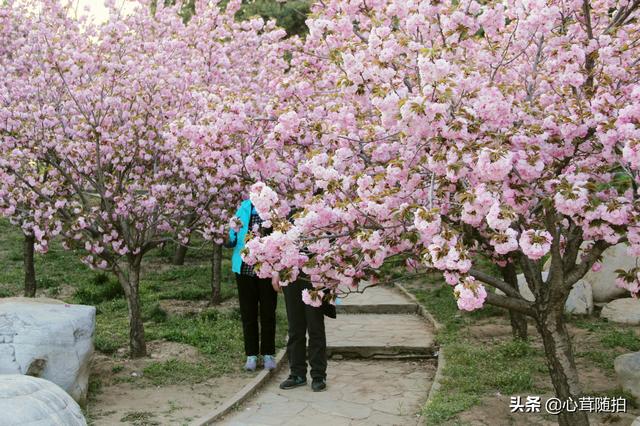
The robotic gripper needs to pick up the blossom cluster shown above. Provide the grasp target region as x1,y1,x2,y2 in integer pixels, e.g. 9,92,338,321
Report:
242,0,640,309
2,0,639,314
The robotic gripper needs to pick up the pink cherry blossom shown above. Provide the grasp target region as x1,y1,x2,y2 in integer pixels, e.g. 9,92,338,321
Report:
519,230,553,261
302,288,324,307
454,277,487,311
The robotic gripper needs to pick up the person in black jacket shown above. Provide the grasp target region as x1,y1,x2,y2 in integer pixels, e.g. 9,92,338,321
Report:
274,200,335,392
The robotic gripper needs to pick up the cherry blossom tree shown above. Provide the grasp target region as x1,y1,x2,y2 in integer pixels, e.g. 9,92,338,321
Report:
244,1,640,424
168,0,295,269
0,0,291,357
0,0,69,297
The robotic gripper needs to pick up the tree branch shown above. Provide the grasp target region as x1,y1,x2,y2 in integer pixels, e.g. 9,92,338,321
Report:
565,239,611,287
485,292,535,316
469,268,523,299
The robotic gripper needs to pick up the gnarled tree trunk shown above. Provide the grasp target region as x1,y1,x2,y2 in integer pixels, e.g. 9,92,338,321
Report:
535,309,588,426
117,258,146,358
533,265,589,426
23,233,36,297
210,243,222,305
172,243,189,265
501,263,528,340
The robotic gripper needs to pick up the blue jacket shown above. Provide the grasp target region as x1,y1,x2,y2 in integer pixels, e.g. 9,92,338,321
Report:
228,199,254,274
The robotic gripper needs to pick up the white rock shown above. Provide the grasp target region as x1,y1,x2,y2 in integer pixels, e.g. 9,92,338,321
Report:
0,374,86,426
614,352,640,401
542,244,633,303
601,298,640,325
512,273,536,302
496,271,593,315
581,244,633,303
564,280,594,315
632,416,640,426
0,297,96,405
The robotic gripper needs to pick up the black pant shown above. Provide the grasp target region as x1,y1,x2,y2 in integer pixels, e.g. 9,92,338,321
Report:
236,273,277,356
283,278,327,380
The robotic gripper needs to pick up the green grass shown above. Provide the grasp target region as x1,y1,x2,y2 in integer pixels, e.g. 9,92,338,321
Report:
407,273,504,344
74,274,125,305
571,316,640,373
600,329,640,351
424,338,547,424
119,411,159,426
0,219,92,298
143,359,218,385
402,276,547,424
0,218,287,387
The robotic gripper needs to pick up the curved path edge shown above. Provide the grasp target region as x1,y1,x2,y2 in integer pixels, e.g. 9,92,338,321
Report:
394,282,446,409
190,348,288,426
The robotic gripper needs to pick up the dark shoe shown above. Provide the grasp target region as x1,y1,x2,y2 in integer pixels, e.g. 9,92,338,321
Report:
279,375,306,390
311,378,326,392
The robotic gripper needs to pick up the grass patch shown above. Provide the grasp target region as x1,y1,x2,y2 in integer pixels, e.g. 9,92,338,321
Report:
601,329,640,351
576,350,615,372
406,275,640,424
408,279,548,424
119,411,159,426
0,219,97,302
408,276,503,345
572,316,640,374
143,302,168,323
74,274,125,305
87,377,103,401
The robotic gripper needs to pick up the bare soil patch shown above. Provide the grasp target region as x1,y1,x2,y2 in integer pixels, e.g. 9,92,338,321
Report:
88,340,254,425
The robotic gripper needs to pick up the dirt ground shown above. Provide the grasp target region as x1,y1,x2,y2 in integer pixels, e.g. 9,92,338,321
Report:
86,340,253,426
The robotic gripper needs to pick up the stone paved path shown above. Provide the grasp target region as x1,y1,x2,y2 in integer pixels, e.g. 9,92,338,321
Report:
221,285,437,425
327,314,435,358
337,286,418,314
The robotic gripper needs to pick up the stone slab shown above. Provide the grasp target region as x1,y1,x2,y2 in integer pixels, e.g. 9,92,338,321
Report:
337,285,418,314
192,349,287,425
337,303,417,314
326,314,436,357
337,285,415,307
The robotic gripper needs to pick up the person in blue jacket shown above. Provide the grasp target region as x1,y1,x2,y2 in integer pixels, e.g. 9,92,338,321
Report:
227,199,277,371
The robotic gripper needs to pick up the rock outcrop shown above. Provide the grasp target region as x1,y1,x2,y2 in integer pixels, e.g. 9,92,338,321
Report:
614,352,640,401
601,298,640,325
0,374,86,426
0,297,96,405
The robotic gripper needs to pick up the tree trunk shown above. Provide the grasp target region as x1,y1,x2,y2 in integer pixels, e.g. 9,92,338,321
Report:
172,243,189,265
210,243,222,305
501,263,528,340
23,233,36,297
535,303,589,426
117,261,147,358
